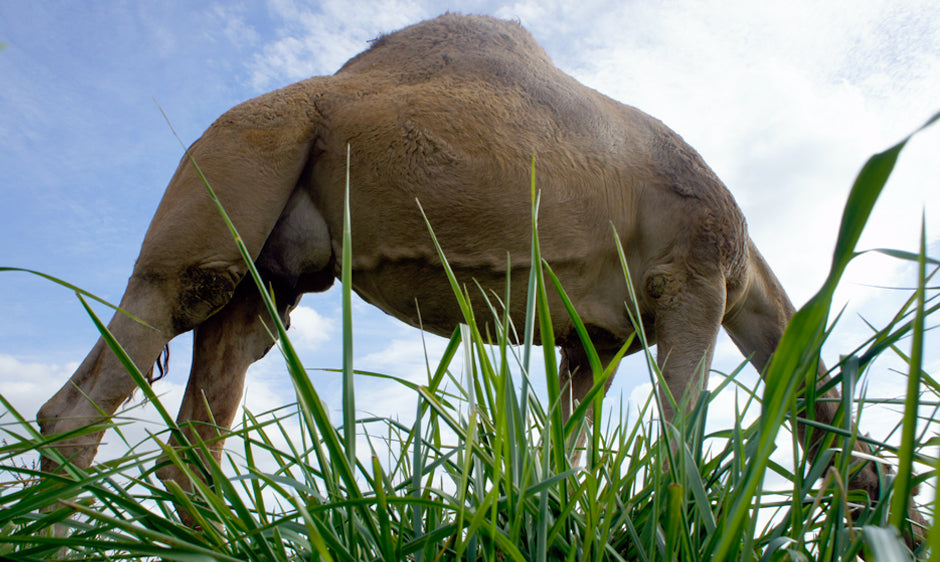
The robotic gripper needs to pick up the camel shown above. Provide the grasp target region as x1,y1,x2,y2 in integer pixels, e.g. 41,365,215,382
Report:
37,13,921,543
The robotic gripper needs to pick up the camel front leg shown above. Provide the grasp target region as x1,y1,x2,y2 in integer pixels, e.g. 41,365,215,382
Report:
723,243,928,546
648,271,725,424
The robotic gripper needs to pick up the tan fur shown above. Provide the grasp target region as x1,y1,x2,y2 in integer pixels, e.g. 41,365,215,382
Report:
37,14,922,542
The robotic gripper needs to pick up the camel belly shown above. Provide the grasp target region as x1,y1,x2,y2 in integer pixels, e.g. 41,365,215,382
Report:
350,258,525,337
348,246,636,349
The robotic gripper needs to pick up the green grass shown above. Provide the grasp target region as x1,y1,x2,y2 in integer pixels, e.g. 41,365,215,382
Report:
0,112,938,560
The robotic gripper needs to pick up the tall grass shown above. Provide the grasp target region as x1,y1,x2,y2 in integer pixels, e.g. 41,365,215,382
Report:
0,113,938,560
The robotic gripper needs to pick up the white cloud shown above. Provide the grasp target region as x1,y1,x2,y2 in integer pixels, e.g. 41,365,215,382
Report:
352,332,454,425
0,355,76,424
243,358,302,415
287,305,335,350
358,334,450,380
514,0,940,306
93,382,188,464
209,3,262,49
248,0,434,89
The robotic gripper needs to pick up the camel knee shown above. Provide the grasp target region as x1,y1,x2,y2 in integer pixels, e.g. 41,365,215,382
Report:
36,398,65,436
643,269,682,305
37,389,65,434
157,262,245,334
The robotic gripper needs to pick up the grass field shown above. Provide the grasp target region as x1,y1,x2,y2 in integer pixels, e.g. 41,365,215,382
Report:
1,114,938,560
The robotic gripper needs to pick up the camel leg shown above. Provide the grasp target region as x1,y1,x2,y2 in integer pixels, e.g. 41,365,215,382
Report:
155,279,296,493
560,343,621,460
724,244,927,544
36,91,321,475
560,345,620,422
648,270,725,423
723,246,877,488
36,275,188,473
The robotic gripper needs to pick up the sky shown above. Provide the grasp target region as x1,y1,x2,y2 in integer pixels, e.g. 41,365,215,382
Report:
1,0,939,490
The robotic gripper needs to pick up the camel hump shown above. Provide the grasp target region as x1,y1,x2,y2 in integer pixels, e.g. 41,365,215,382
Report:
336,14,555,84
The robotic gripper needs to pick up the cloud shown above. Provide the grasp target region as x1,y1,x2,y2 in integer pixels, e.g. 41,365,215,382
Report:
0,355,76,423
247,0,435,89
287,305,335,350
358,334,450,379
94,383,187,464
506,0,940,307
208,3,262,49
353,332,454,425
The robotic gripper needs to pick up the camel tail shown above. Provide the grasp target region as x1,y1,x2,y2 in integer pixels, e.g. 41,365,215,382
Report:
722,238,798,375
150,344,170,384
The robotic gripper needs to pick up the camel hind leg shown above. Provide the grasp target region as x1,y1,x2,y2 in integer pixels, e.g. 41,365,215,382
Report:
154,278,299,494
37,90,323,474
36,274,190,473
154,179,338,492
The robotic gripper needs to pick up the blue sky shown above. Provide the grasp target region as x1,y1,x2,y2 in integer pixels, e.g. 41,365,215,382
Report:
1,1,939,476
